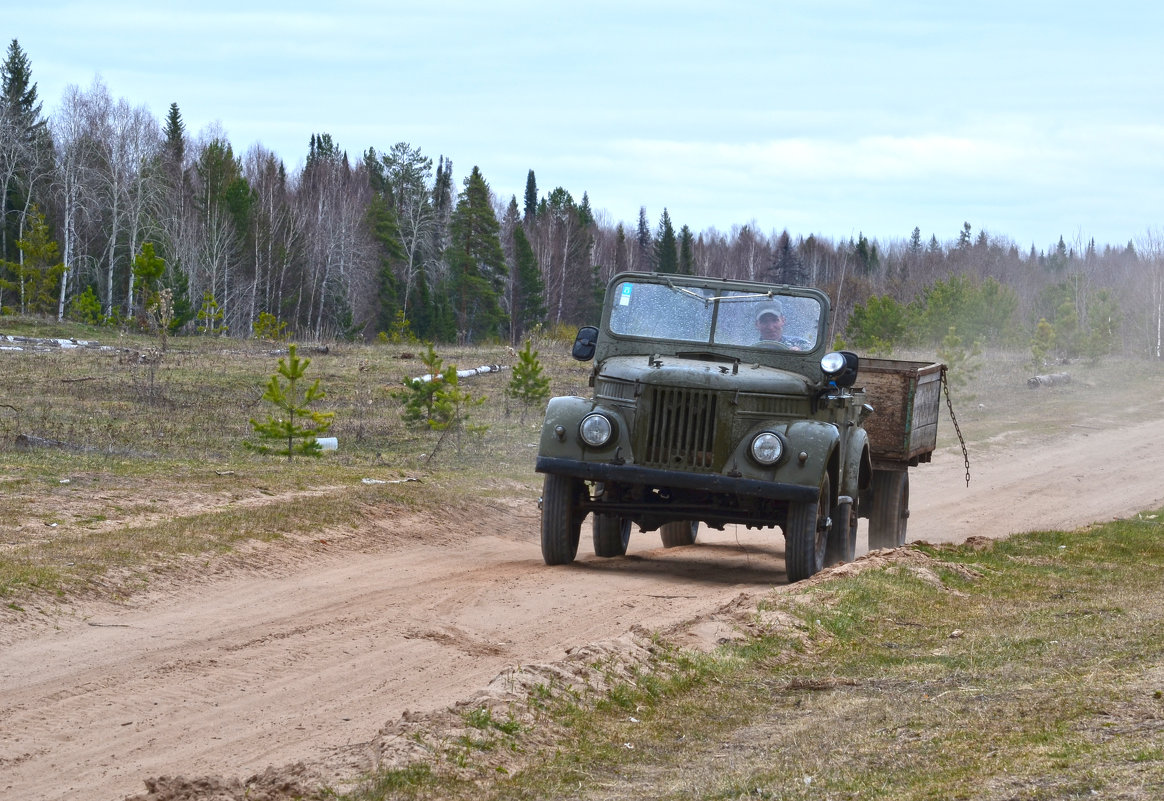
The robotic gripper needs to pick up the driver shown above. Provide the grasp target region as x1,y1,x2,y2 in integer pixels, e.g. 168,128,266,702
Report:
755,301,798,348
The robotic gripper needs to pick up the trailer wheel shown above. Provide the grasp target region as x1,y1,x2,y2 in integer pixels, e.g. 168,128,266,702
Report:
786,473,830,582
541,473,584,565
659,520,699,548
868,469,909,549
824,500,857,566
593,514,631,557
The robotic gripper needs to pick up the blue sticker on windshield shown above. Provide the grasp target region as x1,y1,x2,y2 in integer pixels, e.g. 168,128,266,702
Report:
619,283,633,306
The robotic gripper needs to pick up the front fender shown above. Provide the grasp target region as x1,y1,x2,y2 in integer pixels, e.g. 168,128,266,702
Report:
840,426,872,501
727,419,840,489
537,396,633,463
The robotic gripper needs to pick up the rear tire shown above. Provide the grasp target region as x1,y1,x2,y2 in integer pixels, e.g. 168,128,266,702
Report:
868,469,909,550
659,520,699,548
541,473,584,565
786,473,830,582
824,500,857,566
593,514,631,557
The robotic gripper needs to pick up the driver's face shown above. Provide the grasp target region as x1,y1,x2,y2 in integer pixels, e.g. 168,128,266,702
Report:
756,313,785,340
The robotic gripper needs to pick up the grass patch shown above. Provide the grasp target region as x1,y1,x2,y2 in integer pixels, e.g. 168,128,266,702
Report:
339,512,1164,800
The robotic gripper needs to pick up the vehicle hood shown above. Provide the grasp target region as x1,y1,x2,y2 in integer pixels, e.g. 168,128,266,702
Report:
598,354,817,395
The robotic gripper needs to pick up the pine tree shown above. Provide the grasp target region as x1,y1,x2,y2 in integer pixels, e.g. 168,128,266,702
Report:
909,227,923,255
246,344,334,460
197,291,227,335
366,192,405,335
614,224,628,274
395,344,486,462
770,230,805,284
1,39,42,125
131,242,165,319
396,343,446,426
523,169,537,225
636,207,655,271
1,39,48,269
655,209,678,273
505,338,551,419
2,206,62,314
957,222,973,250
162,102,185,171
511,224,545,343
678,224,695,275
445,165,508,342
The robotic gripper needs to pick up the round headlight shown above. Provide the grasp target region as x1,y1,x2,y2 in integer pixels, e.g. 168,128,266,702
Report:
579,413,614,447
821,351,846,377
749,431,784,465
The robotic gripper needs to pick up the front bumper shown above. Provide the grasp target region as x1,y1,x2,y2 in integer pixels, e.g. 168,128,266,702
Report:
535,456,819,503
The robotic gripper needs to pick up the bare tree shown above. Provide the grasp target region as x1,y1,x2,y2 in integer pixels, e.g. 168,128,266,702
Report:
1135,229,1164,359
379,142,436,318
49,83,102,321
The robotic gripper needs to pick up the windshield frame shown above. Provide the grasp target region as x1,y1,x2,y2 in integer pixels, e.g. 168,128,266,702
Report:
600,273,829,357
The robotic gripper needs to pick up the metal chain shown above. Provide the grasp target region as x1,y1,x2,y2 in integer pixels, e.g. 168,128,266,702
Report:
942,368,971,486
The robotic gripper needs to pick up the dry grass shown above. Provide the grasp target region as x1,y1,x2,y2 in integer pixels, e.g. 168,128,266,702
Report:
0,319,584,605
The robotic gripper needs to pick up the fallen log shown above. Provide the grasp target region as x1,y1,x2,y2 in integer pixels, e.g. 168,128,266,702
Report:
409,364,509,384
1027,372,1071,388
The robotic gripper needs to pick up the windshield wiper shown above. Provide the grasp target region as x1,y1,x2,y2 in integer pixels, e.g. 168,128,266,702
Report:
675,351,741,374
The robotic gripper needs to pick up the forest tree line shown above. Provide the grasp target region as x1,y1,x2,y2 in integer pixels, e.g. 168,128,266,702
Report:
3,39,1163,361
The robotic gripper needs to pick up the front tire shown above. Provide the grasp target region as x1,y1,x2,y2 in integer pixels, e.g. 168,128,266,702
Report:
660,520,699,548
785,473,830,582
593,514,631,557
541,473,585,565
868,469,909,550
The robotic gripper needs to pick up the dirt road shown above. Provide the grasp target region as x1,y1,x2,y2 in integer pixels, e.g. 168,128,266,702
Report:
3,413,1164,801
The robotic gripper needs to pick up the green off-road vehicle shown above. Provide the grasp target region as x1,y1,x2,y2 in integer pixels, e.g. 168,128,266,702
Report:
535,271,944,582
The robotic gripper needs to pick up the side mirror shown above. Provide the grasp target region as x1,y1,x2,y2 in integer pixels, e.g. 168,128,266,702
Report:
571,326,598,361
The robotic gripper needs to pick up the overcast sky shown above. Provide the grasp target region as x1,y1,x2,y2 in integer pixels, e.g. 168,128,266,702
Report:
9,1,1164,250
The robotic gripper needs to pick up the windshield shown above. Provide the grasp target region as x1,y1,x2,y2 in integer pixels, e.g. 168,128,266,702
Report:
607,281,823,352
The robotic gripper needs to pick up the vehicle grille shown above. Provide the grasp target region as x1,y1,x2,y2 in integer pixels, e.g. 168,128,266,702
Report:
639,387,718,469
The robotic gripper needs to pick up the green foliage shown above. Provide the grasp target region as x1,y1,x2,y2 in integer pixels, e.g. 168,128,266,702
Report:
1031,317,1055,369
382,310,416,344
1037,276,1121,362
511,224,545,344
911,275,1018,345
505,339,551,415
445,166,508,342
147,288,175,351
196,291,227,336
1081,289,1120,362
252,311,288,342
2,207,63,315
163,267,195,333
68,286,104,325
427,367,486,437
245,344,334,460
936,326,982,401
395,343,446,427
844,294,909,355
132,242,165,296
395,343,488,462
654,208,678,273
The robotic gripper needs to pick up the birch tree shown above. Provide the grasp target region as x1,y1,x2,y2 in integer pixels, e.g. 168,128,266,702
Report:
1135,229,1164,359
375,142,436,319
50,84,103,321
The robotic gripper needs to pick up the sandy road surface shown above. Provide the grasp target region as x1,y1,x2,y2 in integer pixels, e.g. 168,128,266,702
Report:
3,415,1164,801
